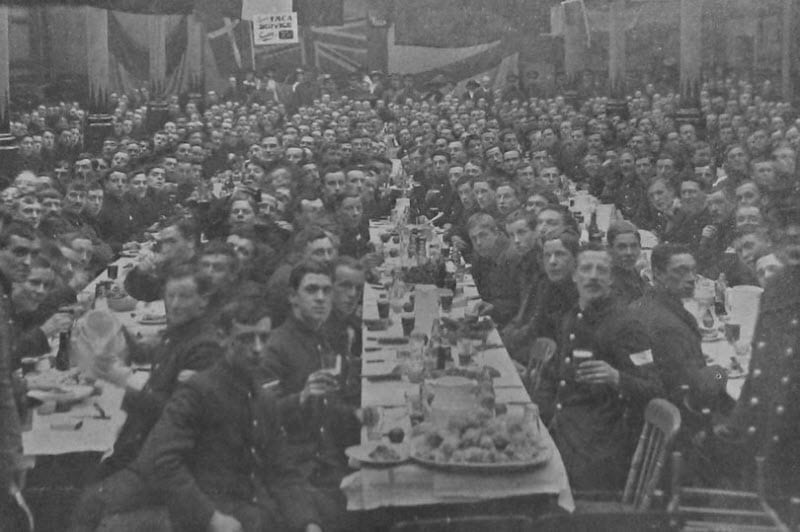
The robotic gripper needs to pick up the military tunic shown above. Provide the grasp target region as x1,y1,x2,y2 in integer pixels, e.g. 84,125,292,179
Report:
534,297,664,490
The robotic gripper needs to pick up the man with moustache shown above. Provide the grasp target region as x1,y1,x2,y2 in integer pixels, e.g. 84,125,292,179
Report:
534,246,662,490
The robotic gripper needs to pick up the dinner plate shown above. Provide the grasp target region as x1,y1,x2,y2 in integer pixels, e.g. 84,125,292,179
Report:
27,384,94,406
346,442,409,467
410,445,551,474
138,316,167,325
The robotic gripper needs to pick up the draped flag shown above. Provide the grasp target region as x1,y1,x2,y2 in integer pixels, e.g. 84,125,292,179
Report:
0,0,194,14
194,0,251,77
106,11,189,95
107,12,186,82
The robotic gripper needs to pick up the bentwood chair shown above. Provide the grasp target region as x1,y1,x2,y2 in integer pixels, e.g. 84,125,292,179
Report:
575,398,682,512
523,337,557,395
389,514,533,532
668,452,796,532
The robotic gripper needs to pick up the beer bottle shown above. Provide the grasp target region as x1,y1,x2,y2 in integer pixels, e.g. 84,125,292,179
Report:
55,332,71,371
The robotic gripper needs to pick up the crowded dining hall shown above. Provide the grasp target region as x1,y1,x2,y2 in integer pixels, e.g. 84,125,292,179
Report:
0,0,799,530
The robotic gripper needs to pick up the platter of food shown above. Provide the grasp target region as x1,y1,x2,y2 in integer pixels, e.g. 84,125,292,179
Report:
138,313,167,325
26,367,84,390
409,411,551,473
27,385,95,405
346,442,409,467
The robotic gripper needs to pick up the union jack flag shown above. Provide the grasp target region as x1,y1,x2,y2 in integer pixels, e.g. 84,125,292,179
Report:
256,17,368,75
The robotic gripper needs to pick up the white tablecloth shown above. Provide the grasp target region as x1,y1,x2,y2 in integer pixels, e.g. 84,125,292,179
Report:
341,278,574,512
22,254,164,457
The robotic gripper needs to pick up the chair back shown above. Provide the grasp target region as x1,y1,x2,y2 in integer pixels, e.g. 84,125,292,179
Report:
389,514,533,532
622,398,681,510
524,337,556,393
668,452,793,531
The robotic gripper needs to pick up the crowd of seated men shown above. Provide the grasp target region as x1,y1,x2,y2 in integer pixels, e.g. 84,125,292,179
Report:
0,68,797,531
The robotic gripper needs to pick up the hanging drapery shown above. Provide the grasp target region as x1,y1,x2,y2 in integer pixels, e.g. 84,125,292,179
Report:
107,11,187,95
608,0,626,95
562,0,588,83
0,6,8,128
86,7,110,105
0,0,194,14
679,0,702,99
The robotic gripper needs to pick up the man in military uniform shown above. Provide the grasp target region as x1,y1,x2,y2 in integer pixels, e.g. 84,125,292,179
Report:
706,206,800,505
607,220,649,304
534,246,663,490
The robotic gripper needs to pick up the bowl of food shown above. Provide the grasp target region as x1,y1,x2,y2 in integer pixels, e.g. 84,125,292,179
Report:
107,294,137,312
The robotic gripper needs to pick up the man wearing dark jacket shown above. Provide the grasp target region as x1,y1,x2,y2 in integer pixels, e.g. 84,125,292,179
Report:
0,223,34,520
93,175,135,254
704,211,800,505
467,212,522,328
136,300,327,532
69,266,222,532
633,244,730,440
500,209,542,360
696,187,737,278
607,221,649,305
124,219,197,302
264,261,358,524
534,247,663,490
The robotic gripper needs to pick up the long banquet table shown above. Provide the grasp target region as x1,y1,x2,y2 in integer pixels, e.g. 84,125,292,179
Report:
22,255,165,457
339,220,574,513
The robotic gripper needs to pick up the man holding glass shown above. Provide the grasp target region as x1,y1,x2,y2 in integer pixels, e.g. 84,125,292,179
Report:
264,261,358,528
534,246,663,490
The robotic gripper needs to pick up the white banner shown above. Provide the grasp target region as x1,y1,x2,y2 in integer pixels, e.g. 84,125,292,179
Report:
252,12,299,45
241,0,293,21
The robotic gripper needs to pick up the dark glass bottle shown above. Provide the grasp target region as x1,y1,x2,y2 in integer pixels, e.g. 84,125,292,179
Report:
588,210,603,243
55,332,71,370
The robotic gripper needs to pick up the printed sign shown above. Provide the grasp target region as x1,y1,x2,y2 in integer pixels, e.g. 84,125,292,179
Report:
253,12,298,45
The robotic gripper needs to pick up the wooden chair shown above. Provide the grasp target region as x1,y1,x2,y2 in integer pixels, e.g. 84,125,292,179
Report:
389,514,533,532
667,452,794,532
523,337,556,394
575,398,681,512
535,510,677,532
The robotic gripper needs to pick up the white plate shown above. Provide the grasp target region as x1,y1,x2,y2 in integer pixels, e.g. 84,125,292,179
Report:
138,316,167,325
345,442,409,466
27,385,94,405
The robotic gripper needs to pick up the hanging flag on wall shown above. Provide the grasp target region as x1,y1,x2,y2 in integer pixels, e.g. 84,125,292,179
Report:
194,0,251,76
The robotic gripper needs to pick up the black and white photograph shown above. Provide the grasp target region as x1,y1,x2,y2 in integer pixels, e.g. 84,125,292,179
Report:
0,0,798,530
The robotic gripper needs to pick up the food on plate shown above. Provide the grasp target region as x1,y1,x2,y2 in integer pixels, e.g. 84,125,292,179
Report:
368,444,402,462
438,315,495,342
140,312,166,322
25,367,85,391
411,411,547,465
